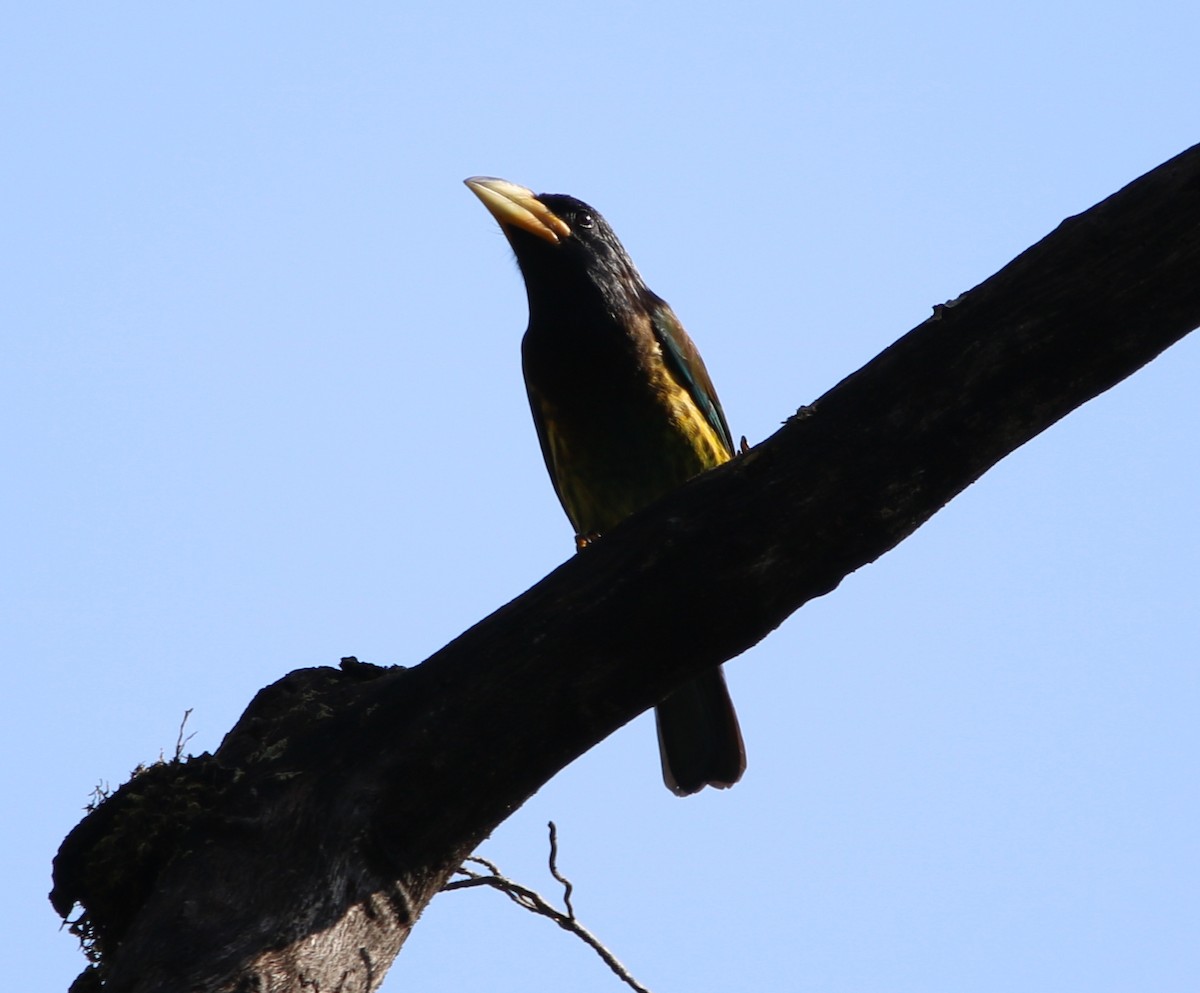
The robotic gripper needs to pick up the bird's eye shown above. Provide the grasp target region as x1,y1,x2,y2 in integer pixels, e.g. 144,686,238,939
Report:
575,211,594,229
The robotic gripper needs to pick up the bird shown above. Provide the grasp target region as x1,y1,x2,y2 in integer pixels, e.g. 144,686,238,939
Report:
464,176,745,796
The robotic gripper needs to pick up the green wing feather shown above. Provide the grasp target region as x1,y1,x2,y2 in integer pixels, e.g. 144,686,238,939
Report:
649,301,735,458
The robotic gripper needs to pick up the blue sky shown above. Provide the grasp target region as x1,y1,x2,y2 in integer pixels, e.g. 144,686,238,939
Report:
6,4,1198,991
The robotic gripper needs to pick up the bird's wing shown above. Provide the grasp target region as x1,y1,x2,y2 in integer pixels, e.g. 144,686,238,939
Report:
649,301,735,458
524,381,586,535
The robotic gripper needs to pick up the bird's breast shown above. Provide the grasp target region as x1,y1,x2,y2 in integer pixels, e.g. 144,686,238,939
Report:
523,324,729,536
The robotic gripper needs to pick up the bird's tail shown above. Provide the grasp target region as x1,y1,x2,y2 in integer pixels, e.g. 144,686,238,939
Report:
655,666,745,796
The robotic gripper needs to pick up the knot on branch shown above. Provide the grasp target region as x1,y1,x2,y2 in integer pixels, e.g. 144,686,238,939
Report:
50,754,228,981
50,659,403,990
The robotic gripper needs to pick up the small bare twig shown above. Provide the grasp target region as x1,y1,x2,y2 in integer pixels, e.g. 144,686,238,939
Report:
174,709,195,761
547,821,574,919
444,823,651,993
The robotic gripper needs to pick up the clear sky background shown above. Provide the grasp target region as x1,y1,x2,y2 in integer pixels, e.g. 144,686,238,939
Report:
5,4,1198,991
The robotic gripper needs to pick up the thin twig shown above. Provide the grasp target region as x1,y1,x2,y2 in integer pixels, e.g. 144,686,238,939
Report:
444,832,651,993
174,709,195,761
547,821,574,919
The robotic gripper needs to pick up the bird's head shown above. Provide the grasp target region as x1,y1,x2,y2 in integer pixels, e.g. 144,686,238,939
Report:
465,177,650,322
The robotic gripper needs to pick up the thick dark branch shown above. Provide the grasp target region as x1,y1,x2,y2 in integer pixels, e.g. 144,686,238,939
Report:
53,144,1200,992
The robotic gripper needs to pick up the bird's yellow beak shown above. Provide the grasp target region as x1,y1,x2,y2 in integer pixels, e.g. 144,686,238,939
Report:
464,177,571,245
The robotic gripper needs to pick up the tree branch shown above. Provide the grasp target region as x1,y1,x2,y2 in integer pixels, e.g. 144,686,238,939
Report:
52,143,1200,992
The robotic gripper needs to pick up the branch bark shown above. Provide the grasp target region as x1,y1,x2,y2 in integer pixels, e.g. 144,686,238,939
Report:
53,143,1200,992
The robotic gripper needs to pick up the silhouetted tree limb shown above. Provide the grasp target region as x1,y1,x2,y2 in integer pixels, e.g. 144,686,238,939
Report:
52,143,1200,993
